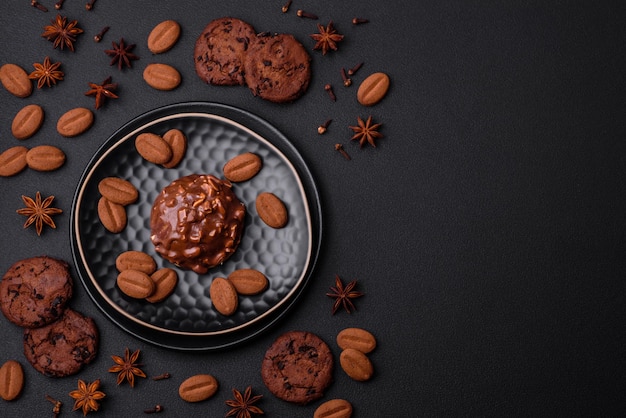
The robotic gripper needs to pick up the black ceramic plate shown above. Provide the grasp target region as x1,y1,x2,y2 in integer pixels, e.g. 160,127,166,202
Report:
70,102,321,350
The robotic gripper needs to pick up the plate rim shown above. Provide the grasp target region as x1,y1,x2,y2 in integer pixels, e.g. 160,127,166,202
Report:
70,101,322,350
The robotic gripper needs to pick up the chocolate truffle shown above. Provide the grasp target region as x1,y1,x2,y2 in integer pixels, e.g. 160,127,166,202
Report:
150,174,246,274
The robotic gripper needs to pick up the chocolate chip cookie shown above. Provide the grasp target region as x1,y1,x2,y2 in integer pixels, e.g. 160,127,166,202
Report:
194,17,256,86
261,330,334,404
23,308,99,377
244,33,311,103
0,256,73,328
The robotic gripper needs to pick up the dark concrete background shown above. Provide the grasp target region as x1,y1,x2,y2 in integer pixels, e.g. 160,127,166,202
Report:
1,1,624,416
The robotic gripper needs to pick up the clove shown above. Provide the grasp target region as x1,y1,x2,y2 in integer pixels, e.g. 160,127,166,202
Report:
30,0,48,11
341,68,352,87
144,404,164,414
324,84,336,102
334,144,351,160
93,26,109,42
45,394,62,417
317,119,332,135
296,9,318,19
281,0,292,13
352,17,369,25
347,62,364,76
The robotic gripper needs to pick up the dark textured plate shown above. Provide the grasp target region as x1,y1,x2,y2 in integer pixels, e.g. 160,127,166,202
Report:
70,102,321,350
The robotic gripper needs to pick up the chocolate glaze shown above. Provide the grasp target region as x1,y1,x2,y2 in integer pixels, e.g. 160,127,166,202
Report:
150,174,246,274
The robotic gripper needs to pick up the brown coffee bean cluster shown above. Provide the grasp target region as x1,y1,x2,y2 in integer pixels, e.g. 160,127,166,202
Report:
7,103,92,166
115,250,178,303
134,129,187,168
97,177,138,233
143,20,183,89
223,152,289,229
0,145,66,177
209,269,268,316
9,102,93,140
336,327,376,382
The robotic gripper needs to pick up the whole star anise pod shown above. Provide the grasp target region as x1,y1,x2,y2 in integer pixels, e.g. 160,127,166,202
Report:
349,115,383,148
29,56,64,88
16,192,63,236
310,20,344,55
108,347,146,387
41,14,83,51
85,76,118,109
69,379,106,416
326,274,364,314
225,386,264,418
105,38,139,70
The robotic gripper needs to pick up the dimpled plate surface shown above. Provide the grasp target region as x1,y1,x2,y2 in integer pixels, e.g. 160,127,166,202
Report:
70,102,321,350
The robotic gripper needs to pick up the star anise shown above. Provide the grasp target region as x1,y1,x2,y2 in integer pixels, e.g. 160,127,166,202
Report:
349,115,383,148
85,76,118,109
310,20,344,55
41,14,83,51
16,192,63,236
29,56,64,88
69,379,106,416
105,38,139,70
108,347,146,387
326,274,364,314
225,386,264,418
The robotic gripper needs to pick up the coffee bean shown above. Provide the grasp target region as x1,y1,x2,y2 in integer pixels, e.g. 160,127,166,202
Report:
178,374,219,402
26,145,66,171
117,269,155,299
339,348,373,381
56,107,94,137
223,152,262,182
336,328,377,354
11,104,44,140
98,177,139,206
147,20,181,54
314,399,353,418
227,269,268,295
135,132,173,164
115,250,156,274
97,196,127,233
256,192,288,228
357,72,390,106
0,360,24,401
146,268,178,303
209,277,238,316
161,129,187,168
0,146,28,177
0,63,32,98
143,63,181,90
